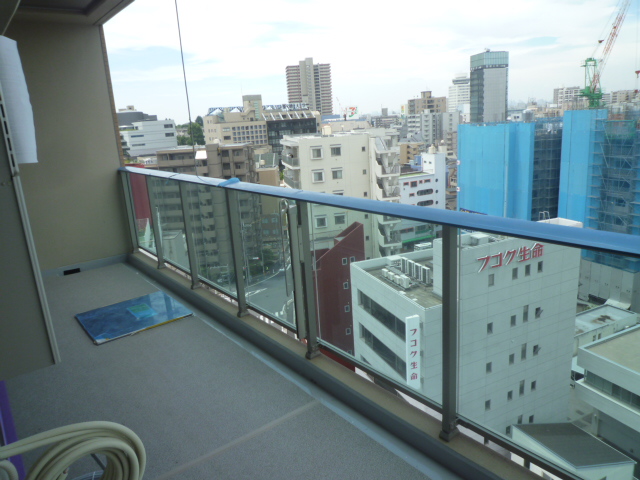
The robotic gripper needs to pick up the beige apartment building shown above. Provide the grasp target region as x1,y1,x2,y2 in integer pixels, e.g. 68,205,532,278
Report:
407,91,447,115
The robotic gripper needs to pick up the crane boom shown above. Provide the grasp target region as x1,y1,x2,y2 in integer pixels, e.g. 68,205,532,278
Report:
581,0,631,108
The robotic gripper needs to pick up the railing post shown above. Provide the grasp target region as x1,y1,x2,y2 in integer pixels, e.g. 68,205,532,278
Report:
179,182,201,290
225,189,248,317
119,172,139,253
288,201,320,359
440,224,460,441
145,176,165,269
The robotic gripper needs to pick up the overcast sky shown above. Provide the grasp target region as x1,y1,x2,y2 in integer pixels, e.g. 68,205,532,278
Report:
104,0,639,124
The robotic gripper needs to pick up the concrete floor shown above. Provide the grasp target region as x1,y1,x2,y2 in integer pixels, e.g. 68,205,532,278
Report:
6,263,461,480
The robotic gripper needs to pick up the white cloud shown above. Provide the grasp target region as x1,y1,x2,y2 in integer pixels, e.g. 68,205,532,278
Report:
104,0,640,121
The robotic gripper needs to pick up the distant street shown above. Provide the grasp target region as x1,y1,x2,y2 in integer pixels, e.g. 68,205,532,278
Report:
245,271,293,321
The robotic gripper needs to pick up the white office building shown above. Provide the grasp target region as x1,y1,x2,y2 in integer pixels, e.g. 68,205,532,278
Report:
120,120,178,157
448,74,470,114
281,128,402,258
351,224,581,434
398,147,447,249
574,325,640,476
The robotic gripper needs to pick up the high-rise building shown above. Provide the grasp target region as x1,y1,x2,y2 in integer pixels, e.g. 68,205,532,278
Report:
286,57,333,115
470,50,508,123
552,86,584,110
448,74,470,113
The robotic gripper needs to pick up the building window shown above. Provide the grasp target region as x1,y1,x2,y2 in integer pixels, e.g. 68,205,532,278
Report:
485,400,491,411
342,258,348,265
410,181,418,187
506,426,511,435
519,380,525,396
486,362,492,374
312,170,325,183
333,191,344,195
311,147,322,159
525,264,531,276
533,345,540,356
223,136,231,140
523,305,529,322
314,216,327,228
507,390,513,401
331,146,342,156
332,169,343,180
350,256,356,262
517,415,523,424
417,189,434,196
344,305,350,313
358,291,406,339
343,282,349,289
362,146,366,152
487,322,493,335
334,214,346,225
165,132,174,137
510,315,516,327
538,261,543,272
509,353,515,365
535,307,542,319
521,343,527,360
529,415,535,424
531,380,537,391
363,192,368,197
417,200,434,206
360,325,406,377
164,124,173,128
363,169,367,174
512,267,518,280
488,274,494,286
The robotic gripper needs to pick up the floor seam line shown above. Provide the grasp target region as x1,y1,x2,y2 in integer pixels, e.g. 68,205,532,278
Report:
154,400,319,479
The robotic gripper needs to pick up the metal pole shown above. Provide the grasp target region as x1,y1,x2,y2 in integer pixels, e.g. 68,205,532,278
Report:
179,182,201,289
119,172,140,253
440,224,460,441
296,201,320,359
145,176,166,269
226,189,248,317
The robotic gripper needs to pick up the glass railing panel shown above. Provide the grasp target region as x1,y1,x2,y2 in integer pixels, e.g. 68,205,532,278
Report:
456,226,640,479
184,183,237,297
147,176,190,271
237,191,295,328
128,173,156,253
310,202,443,407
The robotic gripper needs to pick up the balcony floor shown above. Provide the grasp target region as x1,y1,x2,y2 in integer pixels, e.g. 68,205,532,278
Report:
6,262,460,480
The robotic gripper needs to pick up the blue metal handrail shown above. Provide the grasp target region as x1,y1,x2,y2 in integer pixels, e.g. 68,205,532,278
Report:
120,166,640,258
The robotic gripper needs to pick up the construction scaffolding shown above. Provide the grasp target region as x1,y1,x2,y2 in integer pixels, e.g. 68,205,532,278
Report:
586,110,640,271
531,118,563,221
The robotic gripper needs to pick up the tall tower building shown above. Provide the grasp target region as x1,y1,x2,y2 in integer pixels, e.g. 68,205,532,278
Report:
470,50,509,123
448,74,470,113
286,57,333,115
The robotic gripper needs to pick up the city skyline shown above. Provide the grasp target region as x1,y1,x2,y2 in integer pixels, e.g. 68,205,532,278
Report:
104,0,640,123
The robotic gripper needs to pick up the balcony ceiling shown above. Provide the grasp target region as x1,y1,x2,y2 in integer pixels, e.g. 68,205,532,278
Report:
2,0,133,31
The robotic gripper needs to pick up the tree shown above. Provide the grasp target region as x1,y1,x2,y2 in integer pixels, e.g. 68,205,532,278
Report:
176,121,204,145
195,115,203,127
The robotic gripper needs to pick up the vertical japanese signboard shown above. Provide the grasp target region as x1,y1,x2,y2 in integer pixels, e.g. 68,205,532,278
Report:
405,315,421,389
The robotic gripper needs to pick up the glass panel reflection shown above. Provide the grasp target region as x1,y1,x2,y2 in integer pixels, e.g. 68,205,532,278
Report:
184,183,237,296
311,203,442,405
128,173,155,252
147,177,189,271
240,192,295,328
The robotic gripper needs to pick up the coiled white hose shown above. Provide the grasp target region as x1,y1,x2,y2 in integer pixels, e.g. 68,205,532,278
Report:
0,422,145,480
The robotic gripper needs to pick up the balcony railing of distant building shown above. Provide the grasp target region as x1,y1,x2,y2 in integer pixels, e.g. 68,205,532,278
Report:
119,166,640,480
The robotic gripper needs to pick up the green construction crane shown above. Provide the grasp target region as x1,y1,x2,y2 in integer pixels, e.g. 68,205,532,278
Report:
581,0,631,108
